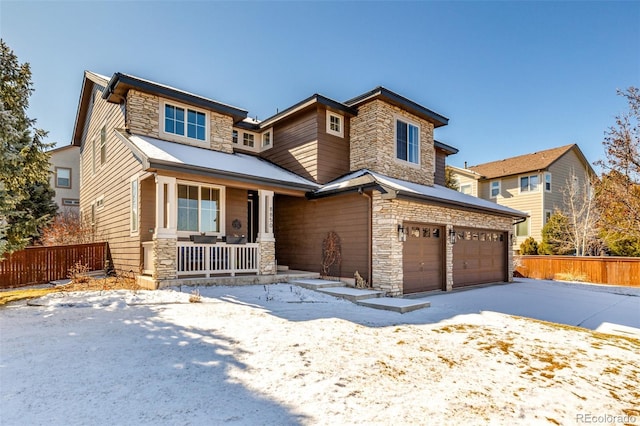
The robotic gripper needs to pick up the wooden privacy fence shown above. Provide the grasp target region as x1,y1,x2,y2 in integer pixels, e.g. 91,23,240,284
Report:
515,255,640,286
0,243,107,289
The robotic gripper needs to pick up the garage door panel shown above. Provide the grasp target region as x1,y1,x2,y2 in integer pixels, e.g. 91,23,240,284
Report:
453,227,506,288
403,223,444,293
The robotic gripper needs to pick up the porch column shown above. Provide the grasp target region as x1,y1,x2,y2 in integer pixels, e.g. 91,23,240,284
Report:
153,175,177,281
257,190,276,275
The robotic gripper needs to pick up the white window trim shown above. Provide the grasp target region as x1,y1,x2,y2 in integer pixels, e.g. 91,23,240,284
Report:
394,116,421,167
232,129,238,144
130,176,139,236
96,195,105,211
519,173,541,194
490,180,501,198
262,128,273,148
459,183,472,195
544,209,552,224
326,111,344,138
176,180,226,238
99,123,107,166
160,99,209,146
544,172,552,193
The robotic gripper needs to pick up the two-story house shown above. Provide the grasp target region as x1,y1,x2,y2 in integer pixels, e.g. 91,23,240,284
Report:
449,144,596,250
47,144,80,211
70,71,525,295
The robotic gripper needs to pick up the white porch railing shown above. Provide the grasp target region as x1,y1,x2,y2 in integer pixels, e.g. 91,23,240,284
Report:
176,242,259,277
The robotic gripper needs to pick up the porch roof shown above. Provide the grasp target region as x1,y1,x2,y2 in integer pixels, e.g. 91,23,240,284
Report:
312,169,528,218
115,131,320,191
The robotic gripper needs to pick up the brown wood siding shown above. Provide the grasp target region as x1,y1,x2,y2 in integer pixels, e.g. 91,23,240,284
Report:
274,193,370,281
261,109,319,182
317,109,350,184
434,150,446,186
225,188,248,239
79,84,144,274
140,177,156,243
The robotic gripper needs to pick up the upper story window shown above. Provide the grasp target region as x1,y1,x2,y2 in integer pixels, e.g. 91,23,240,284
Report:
520,174,539,193
490,180,500,198
396,119,420,164
544,172,552,192
460,184,472,195
55,167,71,188
326,111,344,138
164,102,207,142
232,130,238,144
100,125,107,165
243,133,255,148
262,129,272,147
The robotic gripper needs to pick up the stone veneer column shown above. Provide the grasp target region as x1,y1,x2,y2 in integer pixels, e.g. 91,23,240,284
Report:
258,241,276,275
153,237,177,281
371,193,403,296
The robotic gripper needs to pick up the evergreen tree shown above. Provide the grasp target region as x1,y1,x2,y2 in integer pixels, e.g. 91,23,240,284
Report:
540,211,574,255
0,39,56,256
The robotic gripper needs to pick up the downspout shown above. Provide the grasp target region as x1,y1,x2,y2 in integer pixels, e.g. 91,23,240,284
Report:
359,187,373,287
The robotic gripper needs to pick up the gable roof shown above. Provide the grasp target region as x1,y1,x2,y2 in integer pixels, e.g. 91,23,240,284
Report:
114,131,319,192
257,94,358,129
467,144,595,179
312,169,526,218
103,72,248,122
345,86,449,128
71,71,110,146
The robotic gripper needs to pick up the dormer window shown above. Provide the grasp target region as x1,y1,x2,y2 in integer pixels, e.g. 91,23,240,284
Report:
326,111,344,138
243,133,255,148
262,129,272,147
163,102,207,142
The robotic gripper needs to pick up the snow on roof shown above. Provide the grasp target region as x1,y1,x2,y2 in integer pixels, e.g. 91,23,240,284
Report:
120,132,319,190
318,169,527,217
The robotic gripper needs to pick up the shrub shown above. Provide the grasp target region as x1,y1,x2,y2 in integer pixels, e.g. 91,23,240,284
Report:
519,237,539,255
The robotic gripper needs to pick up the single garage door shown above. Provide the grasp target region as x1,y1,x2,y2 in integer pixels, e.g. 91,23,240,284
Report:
453,228,507,288
403,223,444,293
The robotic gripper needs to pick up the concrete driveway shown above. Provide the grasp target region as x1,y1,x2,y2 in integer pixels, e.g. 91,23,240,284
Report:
421,278,640,337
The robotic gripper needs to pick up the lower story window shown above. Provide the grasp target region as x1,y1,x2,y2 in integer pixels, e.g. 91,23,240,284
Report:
516,217,529,237
177,183,221,233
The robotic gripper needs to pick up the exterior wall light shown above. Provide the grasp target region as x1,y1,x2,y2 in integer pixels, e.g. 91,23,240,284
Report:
397,224,406,242
449,228,457,245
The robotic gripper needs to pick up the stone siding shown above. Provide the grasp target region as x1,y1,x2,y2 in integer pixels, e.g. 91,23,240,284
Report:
126,90,234,153
350,100,435,186
153,237,177,281
258,240,276,275
371,193,514,295
127,90,160,137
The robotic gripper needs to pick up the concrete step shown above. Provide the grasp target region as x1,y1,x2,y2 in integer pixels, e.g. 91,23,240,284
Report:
316,286,385,302
288,278,345,290
356,297,431,314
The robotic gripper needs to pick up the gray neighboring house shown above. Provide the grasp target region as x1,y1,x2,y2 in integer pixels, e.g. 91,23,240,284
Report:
48,144,80,212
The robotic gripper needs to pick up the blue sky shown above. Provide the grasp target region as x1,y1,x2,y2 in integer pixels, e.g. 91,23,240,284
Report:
1,1,638,171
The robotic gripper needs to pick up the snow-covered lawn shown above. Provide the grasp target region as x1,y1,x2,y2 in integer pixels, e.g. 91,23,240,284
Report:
1,281,639,425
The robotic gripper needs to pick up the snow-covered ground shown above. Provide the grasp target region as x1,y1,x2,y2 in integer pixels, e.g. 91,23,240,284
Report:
1,279,638,425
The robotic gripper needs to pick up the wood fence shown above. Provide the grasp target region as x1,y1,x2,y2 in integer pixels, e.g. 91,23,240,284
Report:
0,243,107,289
515,255,640,286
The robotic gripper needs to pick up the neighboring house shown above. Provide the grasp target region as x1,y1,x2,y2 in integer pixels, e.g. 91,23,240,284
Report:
449,144,596,250
47,144,80,211
71,71,525,294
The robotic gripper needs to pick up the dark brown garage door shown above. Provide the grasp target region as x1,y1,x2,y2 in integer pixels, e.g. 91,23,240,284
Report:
453,228,507,288
403,223,444,293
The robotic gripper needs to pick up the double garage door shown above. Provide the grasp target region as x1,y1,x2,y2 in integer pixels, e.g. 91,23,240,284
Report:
403,223,507,294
